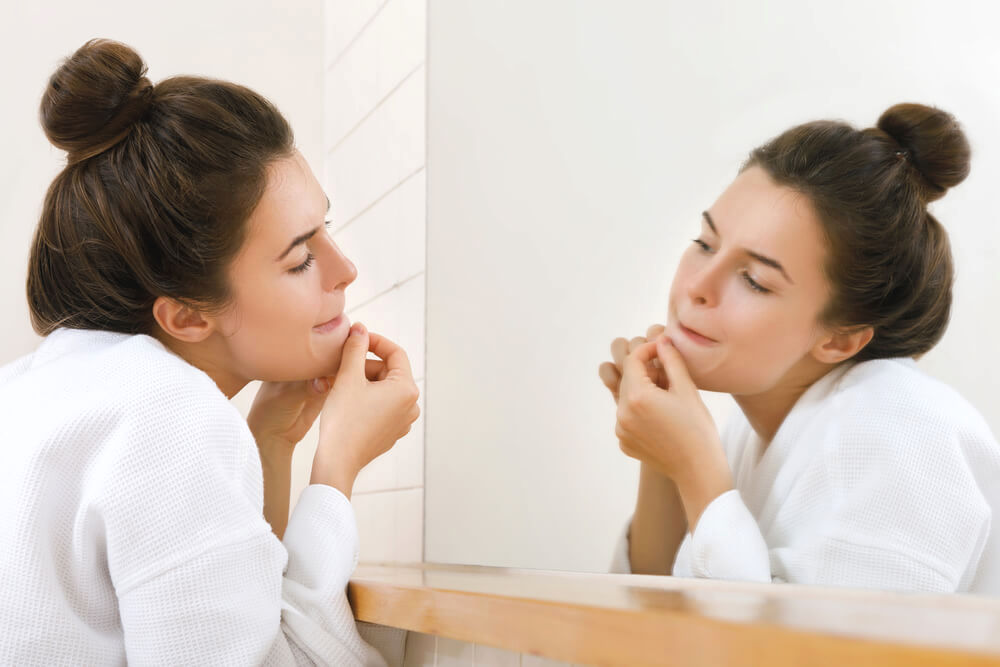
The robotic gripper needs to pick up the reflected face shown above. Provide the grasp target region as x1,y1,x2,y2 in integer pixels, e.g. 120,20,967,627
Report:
666,166,832,394
212,150,357,382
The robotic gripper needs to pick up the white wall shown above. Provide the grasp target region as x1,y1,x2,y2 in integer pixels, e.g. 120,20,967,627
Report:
424,0,1000,573
322,0,428,564
0,1,323,365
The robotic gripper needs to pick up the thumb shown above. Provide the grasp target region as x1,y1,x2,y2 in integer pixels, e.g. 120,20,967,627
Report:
335,322,370,379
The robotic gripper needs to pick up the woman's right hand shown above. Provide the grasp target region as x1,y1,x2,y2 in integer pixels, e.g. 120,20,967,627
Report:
311,322,420,498
598,323,666,403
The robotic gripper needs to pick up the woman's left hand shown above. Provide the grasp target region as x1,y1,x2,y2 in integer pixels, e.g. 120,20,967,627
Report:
616,334,734,528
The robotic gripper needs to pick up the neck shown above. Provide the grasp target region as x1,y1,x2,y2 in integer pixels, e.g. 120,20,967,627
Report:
732,359,837,445
152,329,249,399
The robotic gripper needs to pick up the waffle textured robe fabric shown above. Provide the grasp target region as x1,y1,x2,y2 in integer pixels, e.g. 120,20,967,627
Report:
611,358,1000,594
0,327,399,665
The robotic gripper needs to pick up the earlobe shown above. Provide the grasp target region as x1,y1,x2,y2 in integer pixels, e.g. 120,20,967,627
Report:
152,296,214,343
812,326,874,365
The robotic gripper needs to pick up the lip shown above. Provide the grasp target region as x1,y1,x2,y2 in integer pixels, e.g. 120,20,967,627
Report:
313,313,346,334
678,322,718,346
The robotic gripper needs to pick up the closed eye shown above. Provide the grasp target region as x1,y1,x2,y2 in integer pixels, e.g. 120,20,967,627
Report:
740,270,770,294
289,253,314,274
692,238,712,252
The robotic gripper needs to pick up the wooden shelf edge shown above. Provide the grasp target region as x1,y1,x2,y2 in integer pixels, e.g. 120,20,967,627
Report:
348,564,1000,666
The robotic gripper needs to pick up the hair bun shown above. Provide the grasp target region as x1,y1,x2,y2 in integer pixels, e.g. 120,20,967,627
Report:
40,38,154,164
877,103,970,202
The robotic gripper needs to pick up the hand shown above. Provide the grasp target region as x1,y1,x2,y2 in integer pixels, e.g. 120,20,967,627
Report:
247,378,331,457
616,334,733,529
311,323,420,496
598,323,667,403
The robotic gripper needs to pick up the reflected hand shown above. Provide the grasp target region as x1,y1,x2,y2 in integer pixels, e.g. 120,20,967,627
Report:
598,323,667,403
615,335,733,528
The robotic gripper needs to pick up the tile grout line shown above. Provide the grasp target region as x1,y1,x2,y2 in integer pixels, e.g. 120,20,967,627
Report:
327,60,425,157
325,0,390,72
345,269,424,314
331,164,426,237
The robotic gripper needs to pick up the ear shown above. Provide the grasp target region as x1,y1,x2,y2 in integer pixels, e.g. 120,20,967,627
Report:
152,296,214,343
811,325,874,365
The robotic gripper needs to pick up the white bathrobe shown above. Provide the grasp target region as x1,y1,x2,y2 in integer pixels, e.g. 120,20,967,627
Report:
611,357,1000,595
0,328,400,665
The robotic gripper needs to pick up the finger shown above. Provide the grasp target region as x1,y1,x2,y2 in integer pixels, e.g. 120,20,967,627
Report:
364,359,386,381
407,404,421,424
296,390,328,432
367,331,414,378
336,322,370,378
598,362,621,398
610,337,628,368
645,323,666,339
655,336,694,392
620,340,660,396
628,336,646,355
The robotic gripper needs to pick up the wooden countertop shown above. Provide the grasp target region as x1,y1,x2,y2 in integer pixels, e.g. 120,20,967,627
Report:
349,563,1000,666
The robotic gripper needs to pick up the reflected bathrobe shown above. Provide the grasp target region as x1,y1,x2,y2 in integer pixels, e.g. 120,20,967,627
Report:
0,328,401,665
611,357,1000,594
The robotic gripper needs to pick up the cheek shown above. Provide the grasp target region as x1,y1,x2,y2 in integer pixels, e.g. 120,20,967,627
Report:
224,277,332,377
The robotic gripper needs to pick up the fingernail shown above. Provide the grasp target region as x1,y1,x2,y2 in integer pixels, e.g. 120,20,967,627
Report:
312,377,329,392
351,323,366,336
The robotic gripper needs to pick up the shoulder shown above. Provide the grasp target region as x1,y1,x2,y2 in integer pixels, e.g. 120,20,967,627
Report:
24,329,256,476
104,335,255,474
817,358,999,491
829,358,993,440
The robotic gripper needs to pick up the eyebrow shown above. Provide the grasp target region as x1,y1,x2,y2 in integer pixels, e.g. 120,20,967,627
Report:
276,196,332,262
701,211,794,284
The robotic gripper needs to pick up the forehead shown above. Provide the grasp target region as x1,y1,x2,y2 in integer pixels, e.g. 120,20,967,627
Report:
710,166,828,271
243,152,325,255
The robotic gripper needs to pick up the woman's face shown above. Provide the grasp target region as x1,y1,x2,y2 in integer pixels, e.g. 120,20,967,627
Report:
212,150,357,383
666,166,834,395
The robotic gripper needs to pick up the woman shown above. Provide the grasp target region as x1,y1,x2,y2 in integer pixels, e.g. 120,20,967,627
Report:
601,103,1000,594
0,39,417,664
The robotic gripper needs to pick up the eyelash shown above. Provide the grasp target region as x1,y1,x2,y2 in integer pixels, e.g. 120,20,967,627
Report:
289,220,334,274
289,254,314,274
691,238,771,294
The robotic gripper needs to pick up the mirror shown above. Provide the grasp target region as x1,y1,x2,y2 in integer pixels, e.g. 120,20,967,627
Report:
423,0,1000,585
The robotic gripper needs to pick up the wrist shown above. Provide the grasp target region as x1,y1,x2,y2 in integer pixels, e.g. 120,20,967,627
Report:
256,436,295,464
675,455,733,532
310,454,360,500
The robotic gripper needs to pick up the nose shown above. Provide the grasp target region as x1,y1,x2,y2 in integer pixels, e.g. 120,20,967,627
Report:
317,235,357,293
685,258,720,308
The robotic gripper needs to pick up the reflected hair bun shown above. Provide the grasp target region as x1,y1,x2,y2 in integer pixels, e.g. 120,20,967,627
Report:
876,103,971,203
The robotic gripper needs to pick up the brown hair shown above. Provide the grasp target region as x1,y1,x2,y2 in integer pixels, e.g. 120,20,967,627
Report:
743,103,971,361
27,38,295,335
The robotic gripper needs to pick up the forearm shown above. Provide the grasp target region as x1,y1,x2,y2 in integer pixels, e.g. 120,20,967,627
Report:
629,462,688,575
259,448,293,540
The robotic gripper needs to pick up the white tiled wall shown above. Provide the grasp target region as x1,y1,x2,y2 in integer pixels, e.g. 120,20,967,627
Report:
323,0,427,569
323,3,583,664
